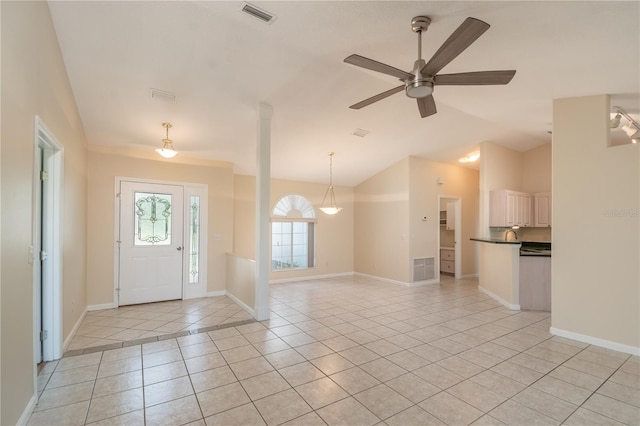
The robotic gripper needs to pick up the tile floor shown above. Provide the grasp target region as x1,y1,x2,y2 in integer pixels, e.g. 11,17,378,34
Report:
31,276,639,425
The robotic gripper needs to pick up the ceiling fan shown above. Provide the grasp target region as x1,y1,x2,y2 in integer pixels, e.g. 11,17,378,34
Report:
344,16,516,118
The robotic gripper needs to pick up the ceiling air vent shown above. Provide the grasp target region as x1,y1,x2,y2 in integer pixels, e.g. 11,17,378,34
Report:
240,2,276,24
353,128,370,138
150,88,177,103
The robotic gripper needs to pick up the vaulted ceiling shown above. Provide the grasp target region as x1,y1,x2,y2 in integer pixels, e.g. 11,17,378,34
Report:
49,1,639,186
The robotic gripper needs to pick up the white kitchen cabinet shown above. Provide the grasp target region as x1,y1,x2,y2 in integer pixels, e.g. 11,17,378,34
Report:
446,202,455,230
440,248,455,275
534,192,552,227
490,190,532,227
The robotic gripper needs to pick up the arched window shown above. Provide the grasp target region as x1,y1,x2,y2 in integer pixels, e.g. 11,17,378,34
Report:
272,194,316,270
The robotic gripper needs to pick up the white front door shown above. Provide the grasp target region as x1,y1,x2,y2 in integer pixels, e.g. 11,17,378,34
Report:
119,181,184,305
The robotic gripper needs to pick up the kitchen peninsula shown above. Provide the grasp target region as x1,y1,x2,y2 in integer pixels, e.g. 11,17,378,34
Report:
472,238,551,311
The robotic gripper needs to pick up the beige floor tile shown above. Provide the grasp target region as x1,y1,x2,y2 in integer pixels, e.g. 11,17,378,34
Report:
598,380,640,407
142,339,179,355
229,356,274,380
254,388,313,425
364,340,404,357
469,370,526,399
446,380,507,412
144,375,194,407
408,343,450,363
281,332,318,347
385,373,439,404
562,357,617,379
197,382,251,418
143,360,188,385
330,366,381,395
385,405,441,426
279,361,326,387
204,402,266,426
310,353,355,376
509,352,558,374
295,342,335,360
86,388,143,424
360,358,407,382
34,381,94,412
185,352,227,374
469,414,507,425
354,384,412,420
145,394,203,426
296,377,349,410
281,411,327,426
47,364,99,389
93,370,142,398
419,391,483,425
253,338,292,355
213,335,251,351
512,387,577,422
101,346,141,363
97,356,142,379
143,348,183,368
264,348,306,369
56,352,103,372
582,393,640,425
241,370,292,400
385,350,430,371
85,409,145,426
608,368,640,390
317,396,380,426
490,360,543,385
531,375,592,405
243,329,278,343
321,335,360,352
548,365,605,391
190,365,237,393
413,363,464,390
221,345,262,364
177,332,211,347
488,400,558,425
563,407,625,425
27,400,90,426
271,324,304,337
436,355,485,378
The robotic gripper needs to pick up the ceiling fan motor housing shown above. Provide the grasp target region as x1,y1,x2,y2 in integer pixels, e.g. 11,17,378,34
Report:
405,58,434,98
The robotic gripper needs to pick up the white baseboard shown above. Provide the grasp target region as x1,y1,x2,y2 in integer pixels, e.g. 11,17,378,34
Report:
478,286,520,310
87,303,116,311
353,272,411,287
16,391,37,425
550,327,640,356
63,308,87,352
207,290,226,297
269,272,354,284
408,278,440,287
460,273,479,279
225,291,255,317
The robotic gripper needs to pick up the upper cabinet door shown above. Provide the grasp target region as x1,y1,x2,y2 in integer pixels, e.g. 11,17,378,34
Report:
535,192,552,227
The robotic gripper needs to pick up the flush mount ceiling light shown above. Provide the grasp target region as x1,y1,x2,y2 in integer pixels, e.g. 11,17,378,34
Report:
156,122,178,158
459,151,480,163
612,106,640,142
319,152,342,215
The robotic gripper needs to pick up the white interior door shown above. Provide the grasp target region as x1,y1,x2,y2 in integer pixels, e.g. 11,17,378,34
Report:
119,181,184,305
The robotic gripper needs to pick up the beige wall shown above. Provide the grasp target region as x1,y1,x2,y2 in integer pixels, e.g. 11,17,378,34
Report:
87,151,234,305
354,159,411,282
521,143,552,194
409,157,480,278
552,94,639,351
233,174,354,281
1,2,88,423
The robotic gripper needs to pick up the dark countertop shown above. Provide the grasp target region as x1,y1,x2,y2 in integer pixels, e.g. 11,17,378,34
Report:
470,238,521,245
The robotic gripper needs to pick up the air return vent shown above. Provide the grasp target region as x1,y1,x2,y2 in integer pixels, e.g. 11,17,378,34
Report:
413,257,435,282
150,88,177,103
240,2,276,24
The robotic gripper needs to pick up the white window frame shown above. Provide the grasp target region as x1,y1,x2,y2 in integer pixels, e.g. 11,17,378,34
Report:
271,194,316,271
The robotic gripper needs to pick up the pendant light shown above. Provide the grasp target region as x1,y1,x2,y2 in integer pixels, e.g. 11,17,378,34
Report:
156,122,178,158
319,152,342,215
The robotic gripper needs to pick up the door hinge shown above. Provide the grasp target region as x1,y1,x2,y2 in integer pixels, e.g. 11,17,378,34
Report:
40,170,48,181
40,250,48,261
40,330,48,341
116,192,121,198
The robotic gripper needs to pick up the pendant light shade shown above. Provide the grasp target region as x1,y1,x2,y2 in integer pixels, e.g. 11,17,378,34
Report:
156,122,178,158
319,152,342,215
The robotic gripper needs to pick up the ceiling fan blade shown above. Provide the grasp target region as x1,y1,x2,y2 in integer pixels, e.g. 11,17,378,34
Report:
345,54,413,80
422,17,490,76
434,70,516,85
417,95,437,118
349,85,405,110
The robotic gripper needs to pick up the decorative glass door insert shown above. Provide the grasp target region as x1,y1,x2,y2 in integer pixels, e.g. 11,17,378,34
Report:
134,192,172,246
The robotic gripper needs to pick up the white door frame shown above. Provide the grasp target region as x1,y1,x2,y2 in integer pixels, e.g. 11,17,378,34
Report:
437,195,462,279
32,116,64,364
114,177,208,307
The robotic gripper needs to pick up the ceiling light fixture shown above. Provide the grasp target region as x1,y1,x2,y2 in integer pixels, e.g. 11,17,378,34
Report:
156,122,178,158
459,151,480,163
612,106,640,142
610,113,621,128
319,152,342,215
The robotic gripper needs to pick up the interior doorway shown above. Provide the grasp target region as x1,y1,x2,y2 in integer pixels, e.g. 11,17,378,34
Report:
33,117,64,364
438,196,461,279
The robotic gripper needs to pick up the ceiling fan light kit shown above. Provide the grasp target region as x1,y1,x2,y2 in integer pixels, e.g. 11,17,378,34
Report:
344,15,516,118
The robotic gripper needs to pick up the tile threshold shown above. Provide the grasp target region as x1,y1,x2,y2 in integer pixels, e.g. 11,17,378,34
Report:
63,318,257,358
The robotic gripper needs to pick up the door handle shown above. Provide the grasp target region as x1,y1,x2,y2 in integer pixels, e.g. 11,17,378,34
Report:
177,246,182,251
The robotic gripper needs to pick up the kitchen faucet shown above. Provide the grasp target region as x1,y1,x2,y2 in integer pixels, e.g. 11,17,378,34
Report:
505,229,518,241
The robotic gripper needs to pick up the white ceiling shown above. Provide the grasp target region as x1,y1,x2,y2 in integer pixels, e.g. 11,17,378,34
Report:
48,1,640,186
